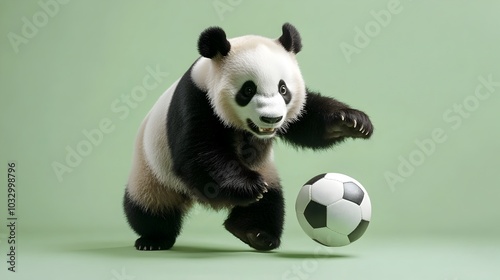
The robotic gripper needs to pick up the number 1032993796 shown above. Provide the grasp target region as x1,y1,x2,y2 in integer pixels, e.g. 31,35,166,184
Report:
7,162,16,217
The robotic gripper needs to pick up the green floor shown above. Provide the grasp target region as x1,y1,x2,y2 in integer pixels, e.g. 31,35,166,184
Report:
2,230,498,280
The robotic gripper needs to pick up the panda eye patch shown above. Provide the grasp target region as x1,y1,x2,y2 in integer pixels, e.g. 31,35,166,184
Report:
278,80,291,104
243,83,256,97
236,80,257,106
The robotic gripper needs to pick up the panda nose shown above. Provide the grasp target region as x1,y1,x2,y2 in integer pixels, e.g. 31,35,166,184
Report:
260,116,283,124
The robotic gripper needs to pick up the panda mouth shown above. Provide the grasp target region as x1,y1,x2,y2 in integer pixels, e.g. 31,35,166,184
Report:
246,119,277,136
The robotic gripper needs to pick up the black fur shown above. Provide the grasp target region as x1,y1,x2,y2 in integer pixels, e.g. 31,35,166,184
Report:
224,187,284,251
236,80,291,107
279,79,291,104
278,23,302,54
280,89,373,149
235,80,257,106
198,27,231,58
167,64,269,206
234,132,273,168
123,191,184,250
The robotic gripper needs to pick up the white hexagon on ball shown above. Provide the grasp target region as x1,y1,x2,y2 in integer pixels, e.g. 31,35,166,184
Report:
313,227,350,247
295,184,311,214
326,200,362,235
310,178,344,206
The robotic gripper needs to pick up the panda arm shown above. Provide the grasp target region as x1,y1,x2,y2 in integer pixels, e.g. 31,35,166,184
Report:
167,74,267,206
173,129,268,206
280,89,373,149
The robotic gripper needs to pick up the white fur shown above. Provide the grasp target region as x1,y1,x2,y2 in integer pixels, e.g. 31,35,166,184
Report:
141,79,191,195
241,93,287,128
191,35,306,137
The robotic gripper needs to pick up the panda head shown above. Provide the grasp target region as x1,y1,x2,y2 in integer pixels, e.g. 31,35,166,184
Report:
192,23,306,139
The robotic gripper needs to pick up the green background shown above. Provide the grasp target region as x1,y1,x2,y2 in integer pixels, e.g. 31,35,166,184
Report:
1,0,499,279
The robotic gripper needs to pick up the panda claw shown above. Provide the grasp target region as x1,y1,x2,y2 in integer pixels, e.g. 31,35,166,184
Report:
353,119,357,128
341,114,345,121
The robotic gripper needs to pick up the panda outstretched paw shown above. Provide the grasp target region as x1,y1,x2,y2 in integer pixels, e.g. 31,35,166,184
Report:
326,109,373,139
134,237,175,251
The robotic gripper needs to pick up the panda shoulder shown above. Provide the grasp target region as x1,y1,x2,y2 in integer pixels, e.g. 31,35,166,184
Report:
190,58,212,92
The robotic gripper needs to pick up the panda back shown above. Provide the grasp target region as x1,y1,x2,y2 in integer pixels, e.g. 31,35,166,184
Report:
142,78,190,194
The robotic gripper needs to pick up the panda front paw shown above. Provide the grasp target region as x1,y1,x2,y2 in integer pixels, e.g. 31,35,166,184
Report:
221,171,268,206
247,231,281,251
326,109,373,139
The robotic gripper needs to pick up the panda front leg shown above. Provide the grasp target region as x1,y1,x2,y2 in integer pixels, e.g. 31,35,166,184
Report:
224,186,284,251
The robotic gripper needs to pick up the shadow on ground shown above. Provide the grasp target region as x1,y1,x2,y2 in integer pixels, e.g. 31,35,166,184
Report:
57,238,350,260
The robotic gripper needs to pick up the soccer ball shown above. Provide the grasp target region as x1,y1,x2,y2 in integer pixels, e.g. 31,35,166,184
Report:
295,173,372,247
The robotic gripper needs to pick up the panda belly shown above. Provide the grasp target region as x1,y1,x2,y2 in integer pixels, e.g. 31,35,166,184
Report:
126,78,194,212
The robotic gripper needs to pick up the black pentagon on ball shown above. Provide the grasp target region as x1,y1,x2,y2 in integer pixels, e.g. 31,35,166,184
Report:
342,182,364,205
304,201,327,228
304,173,326,185
348,220,369,242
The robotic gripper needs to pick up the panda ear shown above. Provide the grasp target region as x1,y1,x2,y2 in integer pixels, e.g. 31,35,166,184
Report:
278,23,302,54
198,27,231,59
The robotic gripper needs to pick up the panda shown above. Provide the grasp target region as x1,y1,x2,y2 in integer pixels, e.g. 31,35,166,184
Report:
123,23,373,251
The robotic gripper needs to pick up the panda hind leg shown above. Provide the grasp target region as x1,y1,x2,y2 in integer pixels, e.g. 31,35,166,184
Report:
224,187,284,251
123,190,191,251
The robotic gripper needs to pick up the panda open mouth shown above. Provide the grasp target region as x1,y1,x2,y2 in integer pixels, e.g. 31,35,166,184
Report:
246,119,277,136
